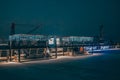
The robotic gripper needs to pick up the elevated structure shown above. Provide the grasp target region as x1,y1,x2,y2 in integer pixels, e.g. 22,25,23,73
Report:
9,34,47,48
9,34,47,41
62,36,93,42
9,34,94,48
62,36,94,46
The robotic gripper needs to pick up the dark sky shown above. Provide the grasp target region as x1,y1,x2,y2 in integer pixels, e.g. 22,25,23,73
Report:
0,0,120,41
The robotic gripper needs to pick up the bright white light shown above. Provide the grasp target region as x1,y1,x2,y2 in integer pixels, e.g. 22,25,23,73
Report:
56,38,60,45
49,38,54,45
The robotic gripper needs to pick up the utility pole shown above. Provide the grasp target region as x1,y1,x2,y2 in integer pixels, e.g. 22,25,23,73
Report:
72,42,74,56
54,36,57,58
62,42,64,56
18,49,21,62
9,22,15,62
9,39,12,62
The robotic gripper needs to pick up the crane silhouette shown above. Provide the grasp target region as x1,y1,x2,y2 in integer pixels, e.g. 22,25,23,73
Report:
10,22,42,35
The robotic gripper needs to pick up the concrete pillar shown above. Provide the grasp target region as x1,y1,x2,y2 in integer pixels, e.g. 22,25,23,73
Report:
18,49,21,62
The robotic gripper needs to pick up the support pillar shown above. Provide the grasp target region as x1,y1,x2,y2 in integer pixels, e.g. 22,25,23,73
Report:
55,46,57,58
62,42,64,56
55,37,57,58
9,41,12,62
18,49,21,62
7,50,9,62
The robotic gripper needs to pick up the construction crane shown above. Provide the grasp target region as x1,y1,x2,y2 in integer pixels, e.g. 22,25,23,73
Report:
27,24,42,34
10,22,42,35
10,23,15,35
99,24,104,41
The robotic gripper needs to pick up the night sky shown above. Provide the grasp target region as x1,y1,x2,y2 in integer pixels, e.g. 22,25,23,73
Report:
0,0,120,41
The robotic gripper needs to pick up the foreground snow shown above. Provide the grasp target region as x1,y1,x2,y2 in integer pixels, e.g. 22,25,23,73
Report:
0,53,120,80
0,53,101,65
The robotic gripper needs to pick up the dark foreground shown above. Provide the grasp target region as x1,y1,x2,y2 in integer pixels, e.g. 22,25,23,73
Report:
0,51,120,80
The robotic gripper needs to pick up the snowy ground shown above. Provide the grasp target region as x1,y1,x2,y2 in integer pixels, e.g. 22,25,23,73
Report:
0,53,120,80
